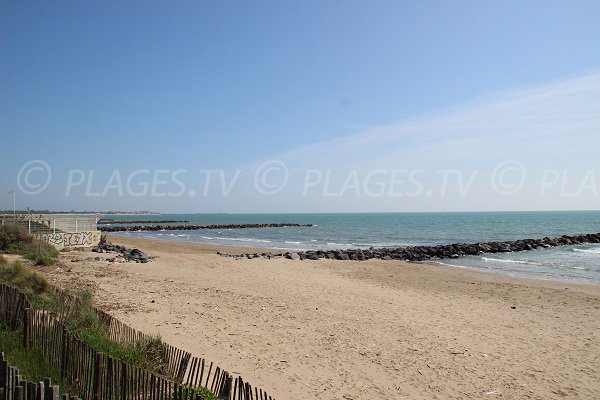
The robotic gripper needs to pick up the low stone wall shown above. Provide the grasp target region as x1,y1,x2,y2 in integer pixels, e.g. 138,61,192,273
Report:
38,231,101,250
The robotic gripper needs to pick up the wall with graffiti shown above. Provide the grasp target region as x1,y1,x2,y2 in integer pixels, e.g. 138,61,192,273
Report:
39,231,101,250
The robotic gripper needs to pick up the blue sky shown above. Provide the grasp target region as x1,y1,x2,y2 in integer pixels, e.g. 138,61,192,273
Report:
1,1,600,213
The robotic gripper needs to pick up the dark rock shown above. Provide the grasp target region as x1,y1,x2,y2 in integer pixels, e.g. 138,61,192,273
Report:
92,241,155,263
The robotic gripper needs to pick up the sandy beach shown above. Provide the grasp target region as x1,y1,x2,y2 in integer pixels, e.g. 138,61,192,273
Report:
41,236,600,400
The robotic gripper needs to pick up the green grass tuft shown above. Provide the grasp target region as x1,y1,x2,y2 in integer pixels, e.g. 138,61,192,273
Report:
0,260,56,309
24,245,59,266
0,260,49,293
135,335,167,372
0,225,59,265
173,384,219,400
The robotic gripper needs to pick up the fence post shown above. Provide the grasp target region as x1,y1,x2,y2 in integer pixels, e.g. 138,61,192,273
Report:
49,385,59,400
119,363,126,400
28,219,31,234
22,308,29,350
75,218,78,233
38,380,45,400
14,385,24,400
53,219,56,234
0,354,7,393
60,326,68,380
93,352,104,400
221,376,233,399
44,378,52,400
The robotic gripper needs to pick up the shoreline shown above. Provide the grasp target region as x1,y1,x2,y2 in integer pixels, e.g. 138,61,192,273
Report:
107,234,600,289
106,234,277,255
108,234,600,287
39,235,600,399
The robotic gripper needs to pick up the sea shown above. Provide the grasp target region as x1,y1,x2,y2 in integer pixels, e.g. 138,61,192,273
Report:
105,211,600,285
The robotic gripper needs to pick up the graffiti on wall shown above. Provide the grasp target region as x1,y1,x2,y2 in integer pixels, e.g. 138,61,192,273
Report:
39,231,101,250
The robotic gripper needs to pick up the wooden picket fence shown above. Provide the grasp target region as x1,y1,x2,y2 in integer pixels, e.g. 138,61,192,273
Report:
0,283,274,400
0,352,70,400
0,284,27,331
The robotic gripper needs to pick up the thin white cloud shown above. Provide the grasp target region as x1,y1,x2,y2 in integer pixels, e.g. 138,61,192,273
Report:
232,71,600,212
245,71,600,168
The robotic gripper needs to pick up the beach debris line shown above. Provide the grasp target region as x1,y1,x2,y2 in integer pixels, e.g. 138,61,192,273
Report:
218,232,600,262
92,240,156,263
98,222,314,232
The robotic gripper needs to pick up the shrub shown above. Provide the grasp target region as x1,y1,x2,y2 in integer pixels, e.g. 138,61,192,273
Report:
0,225,58,265
0,225,33,254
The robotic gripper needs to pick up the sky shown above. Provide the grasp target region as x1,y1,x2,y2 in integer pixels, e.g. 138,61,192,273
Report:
1,1,600,213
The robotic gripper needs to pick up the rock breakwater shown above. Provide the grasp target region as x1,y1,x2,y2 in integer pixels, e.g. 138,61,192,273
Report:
98,219,190,224
98,223,314,232
218,232,600,262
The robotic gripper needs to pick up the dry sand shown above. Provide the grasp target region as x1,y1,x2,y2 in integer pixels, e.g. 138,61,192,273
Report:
42,236,600,400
